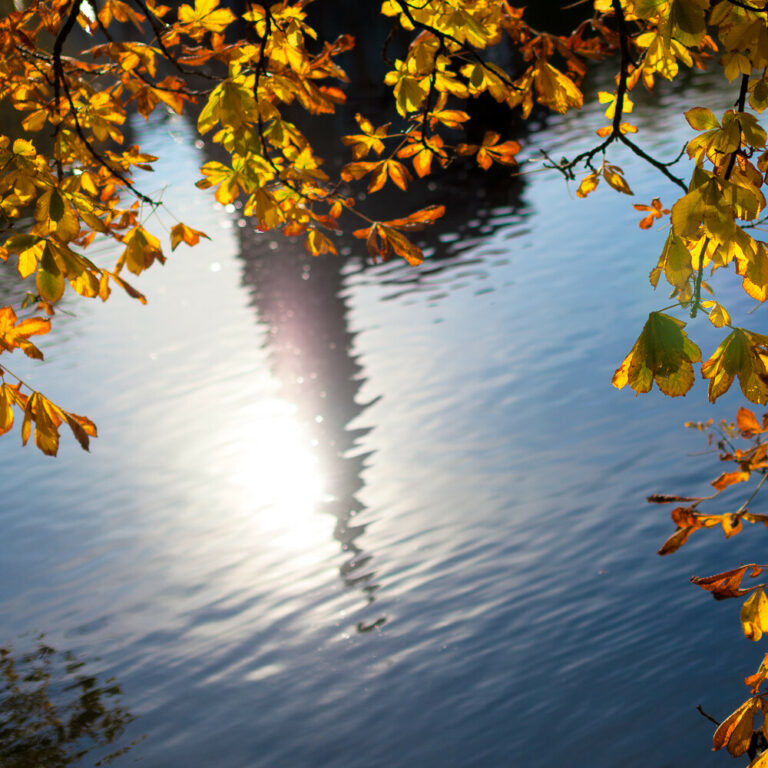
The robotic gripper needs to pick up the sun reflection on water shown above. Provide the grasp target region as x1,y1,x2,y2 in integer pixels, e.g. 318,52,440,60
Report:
230,398,328,555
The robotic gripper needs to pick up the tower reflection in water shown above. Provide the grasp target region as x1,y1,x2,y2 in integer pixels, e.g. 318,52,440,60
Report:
234,158,524,634
239,229,386,632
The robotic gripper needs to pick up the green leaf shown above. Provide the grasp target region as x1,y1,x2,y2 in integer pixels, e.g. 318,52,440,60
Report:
660,231,693,289
702,328,768,403
670,0,708,46
613,312,701,397
35,245,65,303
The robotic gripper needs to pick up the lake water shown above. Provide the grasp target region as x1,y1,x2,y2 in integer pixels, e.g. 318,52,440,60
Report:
1,69,764,767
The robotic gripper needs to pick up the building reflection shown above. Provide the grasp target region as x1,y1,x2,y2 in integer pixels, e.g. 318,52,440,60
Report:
239,230,385,625
0,638,136,767
234,94,525,631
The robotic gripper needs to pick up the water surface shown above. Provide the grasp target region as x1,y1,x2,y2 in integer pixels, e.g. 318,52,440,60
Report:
0,69,762,767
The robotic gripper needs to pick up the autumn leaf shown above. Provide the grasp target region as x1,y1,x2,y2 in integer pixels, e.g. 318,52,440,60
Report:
533,61,583,114
384,59,428,116
737,407,764,436
374,204,446,231
657,507,701,555
368,160,412,193
711,471,751,491
634,198,670,229
0,383,17,435
576,171,600,198
351,206,444,266
36,247,65,304
426,95,470,129
341,114,390,159
701,328,768,404
397,135,447,177
177,0,235,35
742,588,768,641
353,223,424,266
21,391,61,456
647,494,706,504
598,90,634,121
745,654,768,693
0,306,50,359
305,228,337,256
458,131,522,170
122,226,163,275
713,697,759,756
602,163,633,196
702,300,731,329
691,565,765,600
612,312,701,397
170,223,209,251
650,231,692,290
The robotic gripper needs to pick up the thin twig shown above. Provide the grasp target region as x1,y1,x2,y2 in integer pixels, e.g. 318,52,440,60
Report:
697,705,720,726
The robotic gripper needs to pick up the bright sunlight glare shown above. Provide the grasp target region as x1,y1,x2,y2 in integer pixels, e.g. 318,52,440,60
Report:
228,398,328,555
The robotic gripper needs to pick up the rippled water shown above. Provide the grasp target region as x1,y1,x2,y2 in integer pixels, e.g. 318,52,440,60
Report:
1,70,764,767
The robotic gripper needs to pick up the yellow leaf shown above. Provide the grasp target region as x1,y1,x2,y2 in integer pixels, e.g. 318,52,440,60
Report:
657,231,692,290
602,164,633,195
17,241,45,280
576,171,600,198
742,588,768,642
701,300,731,328
0,383,14,436
714,698,758,756
12,139,35,157
749,749,768,768
245,188,283,230
123,226,163,275
305,228,337,256
671,185,705,238
598,90,633,121
178,0,235,33
685,106,719,131
534,61,583,114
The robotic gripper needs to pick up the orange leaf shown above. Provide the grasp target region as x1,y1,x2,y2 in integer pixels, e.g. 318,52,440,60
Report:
692,565,766,600
381,204,446,231
738,407,763,436
367,162,388,193
305,228,337,256
745,653,768,693
712,471,751,491
170,222,209,251
657,525,698,555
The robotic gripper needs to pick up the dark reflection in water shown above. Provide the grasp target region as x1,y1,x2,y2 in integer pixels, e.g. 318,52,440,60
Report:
235,102,526,631
0,639,136,767
240,231,384,627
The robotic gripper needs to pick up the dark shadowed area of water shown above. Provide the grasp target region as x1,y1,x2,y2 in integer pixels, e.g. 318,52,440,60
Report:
1,68,765,767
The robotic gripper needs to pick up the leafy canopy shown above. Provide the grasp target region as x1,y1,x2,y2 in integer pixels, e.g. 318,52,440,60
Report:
0,0,768,459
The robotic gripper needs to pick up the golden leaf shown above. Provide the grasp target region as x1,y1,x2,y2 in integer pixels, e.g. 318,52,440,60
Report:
602,164,633,195
742,588,768,641
576,171,600,199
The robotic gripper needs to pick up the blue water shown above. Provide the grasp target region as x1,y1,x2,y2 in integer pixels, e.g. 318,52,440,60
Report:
0,69,763,767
